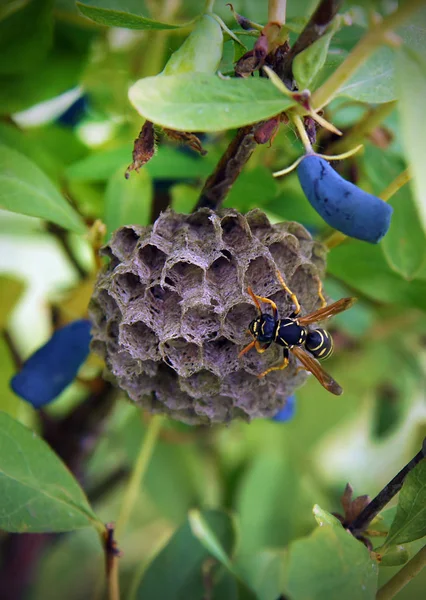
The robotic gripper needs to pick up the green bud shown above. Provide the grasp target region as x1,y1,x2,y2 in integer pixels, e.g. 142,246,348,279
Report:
161,14,223,76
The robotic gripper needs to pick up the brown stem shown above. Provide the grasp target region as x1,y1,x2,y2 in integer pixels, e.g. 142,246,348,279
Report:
194,125,258,211
47,222,88,280
278,0,344,85
348,439,426,537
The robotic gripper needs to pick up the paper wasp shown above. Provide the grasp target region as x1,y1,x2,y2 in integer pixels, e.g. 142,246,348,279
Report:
238,271,356,395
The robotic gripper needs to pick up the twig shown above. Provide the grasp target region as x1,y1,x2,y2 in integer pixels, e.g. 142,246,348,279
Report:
103,524,121,600
324,101,397,156
376,545,426,600
47,222,88,280
194,125,259,211
348,438,426,537
278,0,343,85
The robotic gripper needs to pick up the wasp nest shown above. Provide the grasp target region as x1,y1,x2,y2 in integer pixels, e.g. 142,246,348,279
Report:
89,209,327,425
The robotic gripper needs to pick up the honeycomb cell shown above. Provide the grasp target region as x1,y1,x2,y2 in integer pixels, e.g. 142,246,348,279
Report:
111,226,141,259
111,271,145,305
160,337,203,377
181,306,220,344
119,320,160,361
138,244,167,279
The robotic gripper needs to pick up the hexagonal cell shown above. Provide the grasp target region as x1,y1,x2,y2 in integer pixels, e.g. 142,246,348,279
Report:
220,214,252,252
202,336,240,377
111,271,145,304
99,245,120,270
160,338,203,377
111,349,142,378
223,302,256,345
165,261,204,297
95,288,120,317
245,209,271,235
143,285,181,340
119,320,160,361
112,226,141,259
193,395,233,423
179,370,221,399
268,239,300,279
152,211,183,245
187,210,218,243
245,255,280,298
137,244,167,279
206,255,240,306
181,306,221,344
290,263,322,313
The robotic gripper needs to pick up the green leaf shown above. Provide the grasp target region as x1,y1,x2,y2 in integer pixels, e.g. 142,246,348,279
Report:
189,509,236,574
0,145,86,234
76,0,183,30
293,31,334,90
236,550,287,600
338,46,396,103
129,74,295,132
0,0,53,75
0,412,101,533
379,545,410,566
382,185,426,280
396,47,426,235
381,460,426,549
104,167,152,238
66,145,215,182
136,510,237,599
224,166,277,212
327,241,426,311
236,452,300,552
285,511,379,600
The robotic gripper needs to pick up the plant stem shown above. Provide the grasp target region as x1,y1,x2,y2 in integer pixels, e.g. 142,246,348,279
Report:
347,439,426,538
115,415,164,539
194,126,259,210
312,0,424,110
268,0,286,25
380,167,411,202
325,101,397,156
291,113,313,152
325,167,411,249
205,0,215,13
376,545,426,600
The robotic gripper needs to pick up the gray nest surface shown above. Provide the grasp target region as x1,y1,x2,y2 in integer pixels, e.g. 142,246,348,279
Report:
89,208,327,424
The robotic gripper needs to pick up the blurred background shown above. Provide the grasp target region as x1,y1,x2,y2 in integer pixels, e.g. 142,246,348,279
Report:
1,1,425,598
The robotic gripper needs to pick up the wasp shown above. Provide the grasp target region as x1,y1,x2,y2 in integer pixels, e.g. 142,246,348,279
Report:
238,271,356,395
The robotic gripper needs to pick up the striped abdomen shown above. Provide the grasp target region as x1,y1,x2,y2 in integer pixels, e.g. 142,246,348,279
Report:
305,328,333,360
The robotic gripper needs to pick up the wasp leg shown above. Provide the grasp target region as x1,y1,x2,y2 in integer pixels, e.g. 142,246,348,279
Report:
248,287,278,319
275,270,301,316
258,348,289,378
238,339,256,358
315,276,327,309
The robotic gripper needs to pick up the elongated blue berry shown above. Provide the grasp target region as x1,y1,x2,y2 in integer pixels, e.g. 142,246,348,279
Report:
272,395,296,422
297,155,393,243
10,320,92,408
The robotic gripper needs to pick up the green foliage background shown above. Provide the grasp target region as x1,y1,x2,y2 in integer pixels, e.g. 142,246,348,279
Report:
0,1,426,599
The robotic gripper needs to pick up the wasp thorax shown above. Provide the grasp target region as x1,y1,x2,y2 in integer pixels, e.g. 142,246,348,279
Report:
89,208,327,424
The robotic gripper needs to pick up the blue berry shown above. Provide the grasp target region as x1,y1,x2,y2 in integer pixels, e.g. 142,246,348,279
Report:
10,320,92,408
297,155,393,243
272,395,296,422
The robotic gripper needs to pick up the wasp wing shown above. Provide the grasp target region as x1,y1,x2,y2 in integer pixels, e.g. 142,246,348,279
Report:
291,346,342,395
298,297,356,326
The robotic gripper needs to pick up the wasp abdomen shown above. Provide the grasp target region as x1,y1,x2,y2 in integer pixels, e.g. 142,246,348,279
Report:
305,328,333,360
